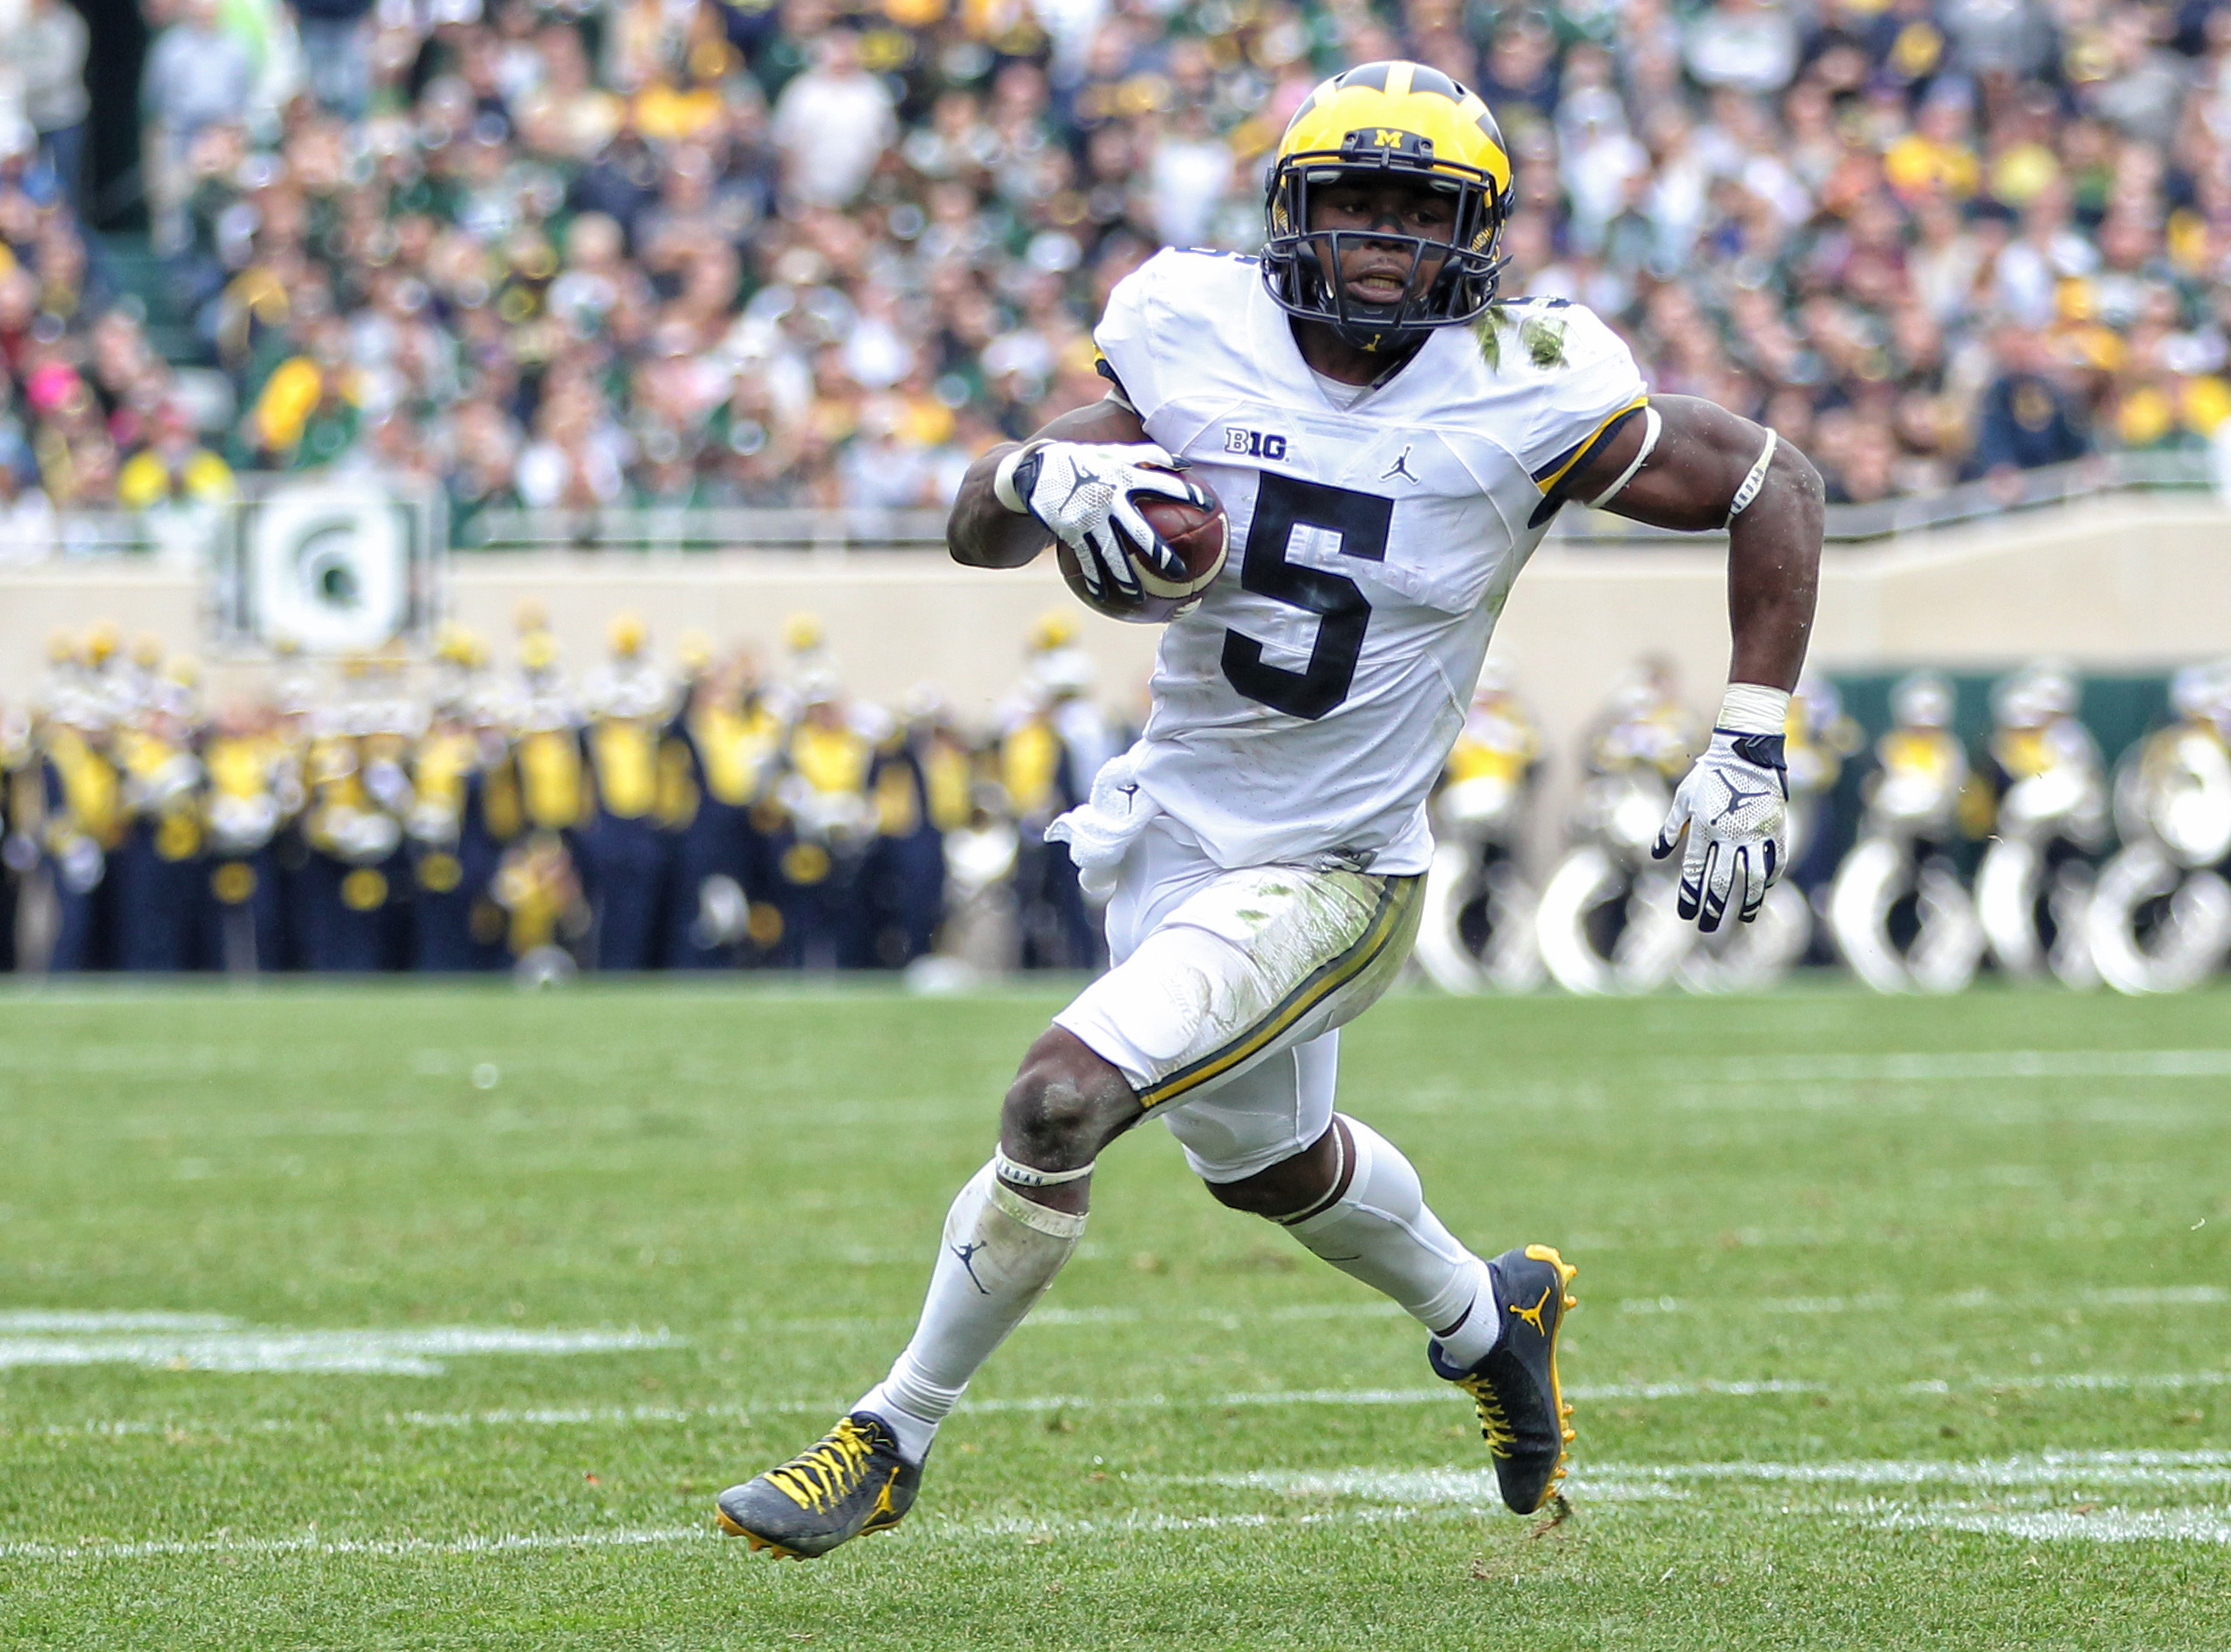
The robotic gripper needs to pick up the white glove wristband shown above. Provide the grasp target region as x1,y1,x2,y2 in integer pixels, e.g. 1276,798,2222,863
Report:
992,442,1044,516
1717,682,1791,736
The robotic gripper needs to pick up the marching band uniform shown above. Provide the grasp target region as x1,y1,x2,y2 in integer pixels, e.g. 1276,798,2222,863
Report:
1441,664,1541,828
297,716,411,972
0,706,33,972
1982,664,2109,852
1861,672,1973,856
202,709,294,972
768,680,877,970
1782,676,1864,897
1584,661,1700,785
41,709,125,970
863,688,975,968
114,703,209,972
997,687,1087,970
408,708,494,972
669,648,785,970
579,614,684,971
499,631,593,970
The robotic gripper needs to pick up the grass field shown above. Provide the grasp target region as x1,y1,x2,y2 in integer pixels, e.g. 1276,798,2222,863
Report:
0,981,2228,1649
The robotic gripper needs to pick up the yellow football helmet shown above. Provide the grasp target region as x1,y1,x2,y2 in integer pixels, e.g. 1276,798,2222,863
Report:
1264,61,1513,350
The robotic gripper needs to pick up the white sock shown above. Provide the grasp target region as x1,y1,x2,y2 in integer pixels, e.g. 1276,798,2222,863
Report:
1281,1115,1500,1367
855,1161,1085,1463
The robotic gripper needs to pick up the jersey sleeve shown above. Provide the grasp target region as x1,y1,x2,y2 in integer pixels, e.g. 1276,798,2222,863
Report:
1090,251,1181,422
1504,305,1651,525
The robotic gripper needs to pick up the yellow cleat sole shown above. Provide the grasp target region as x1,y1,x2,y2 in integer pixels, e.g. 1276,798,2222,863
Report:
715,1506,907,1559
1522,1243,1579,1514
715,1509,804,1559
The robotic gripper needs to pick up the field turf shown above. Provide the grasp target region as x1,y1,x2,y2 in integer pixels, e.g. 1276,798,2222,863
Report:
0,981,2228,1648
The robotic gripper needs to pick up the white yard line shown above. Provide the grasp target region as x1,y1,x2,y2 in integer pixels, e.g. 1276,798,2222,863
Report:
1671,1051,2231,1082
1906,1369,2231,1395
0,1525,718,1562
1158,1466,1686,1505
1621,1285,2228,1317
1867,1505,2231,1545
0,1326,676,1376
33,1366,2231,1441
0,1506,1497,1565
17,1459,2231,1565
0,1312,242,1333
1172,1452,2231,1501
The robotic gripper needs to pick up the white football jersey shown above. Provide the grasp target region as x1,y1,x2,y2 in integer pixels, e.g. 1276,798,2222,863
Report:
1093,248,1649,874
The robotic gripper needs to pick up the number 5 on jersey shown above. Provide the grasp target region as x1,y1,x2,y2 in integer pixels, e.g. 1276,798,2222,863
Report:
1220,475,1394,721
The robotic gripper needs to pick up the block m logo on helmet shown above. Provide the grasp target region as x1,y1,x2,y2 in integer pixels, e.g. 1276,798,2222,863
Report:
1352,128,1434,158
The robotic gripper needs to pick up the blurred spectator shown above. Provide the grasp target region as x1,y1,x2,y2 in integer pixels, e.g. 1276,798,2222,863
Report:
1969,322,2090,476
0,450,57,561
289,0,374,120
117,401,235,510
770,29,896,208
141,0,255,247
1686,0,1802,95
11,0,91,210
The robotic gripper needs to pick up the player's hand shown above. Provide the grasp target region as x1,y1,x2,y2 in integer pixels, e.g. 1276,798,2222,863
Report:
1003,441,1211,603
1651,730,1788,932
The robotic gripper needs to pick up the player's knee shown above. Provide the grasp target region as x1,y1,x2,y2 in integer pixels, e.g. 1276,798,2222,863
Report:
1000,1029,1138,1171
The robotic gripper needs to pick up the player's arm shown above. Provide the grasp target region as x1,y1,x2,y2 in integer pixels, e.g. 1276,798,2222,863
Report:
1564,394,1826,931
944,394,1214,605
946,394,1150,569
1565,393,1823,689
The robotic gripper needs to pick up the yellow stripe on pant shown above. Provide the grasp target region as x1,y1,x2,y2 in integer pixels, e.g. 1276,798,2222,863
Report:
1138,874,1423,1109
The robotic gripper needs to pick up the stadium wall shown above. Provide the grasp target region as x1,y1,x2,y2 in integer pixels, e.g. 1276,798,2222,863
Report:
2,497,2224,753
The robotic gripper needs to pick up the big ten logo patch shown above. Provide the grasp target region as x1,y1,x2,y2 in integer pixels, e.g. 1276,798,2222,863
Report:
1224,428,1288,461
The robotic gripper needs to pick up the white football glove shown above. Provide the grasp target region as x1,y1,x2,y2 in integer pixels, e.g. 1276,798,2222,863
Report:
997,441,1212,604
1652,728,1788,932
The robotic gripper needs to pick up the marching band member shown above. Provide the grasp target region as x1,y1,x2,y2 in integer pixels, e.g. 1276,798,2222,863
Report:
39,691,125,970
202,700,293,972
669,643,786,969
580,612,687,970
864,684,975,968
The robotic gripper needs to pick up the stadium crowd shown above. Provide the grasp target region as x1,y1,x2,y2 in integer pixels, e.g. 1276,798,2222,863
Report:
0,0,2224,543
0,609,1128,974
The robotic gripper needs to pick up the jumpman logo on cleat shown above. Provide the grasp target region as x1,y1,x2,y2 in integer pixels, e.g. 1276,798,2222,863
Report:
1509,1285,1554,1335
951,1241,991,1295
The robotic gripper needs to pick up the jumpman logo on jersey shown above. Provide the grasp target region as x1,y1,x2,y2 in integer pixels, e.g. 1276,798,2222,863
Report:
1380,446,1419,483
1508,1284,1554,1336
951,1241,991,1296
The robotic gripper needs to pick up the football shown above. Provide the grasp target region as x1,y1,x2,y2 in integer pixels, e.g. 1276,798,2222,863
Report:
1057,487,1228,624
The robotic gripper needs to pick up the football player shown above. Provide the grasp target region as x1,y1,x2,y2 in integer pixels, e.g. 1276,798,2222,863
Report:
717,61,1823,1558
